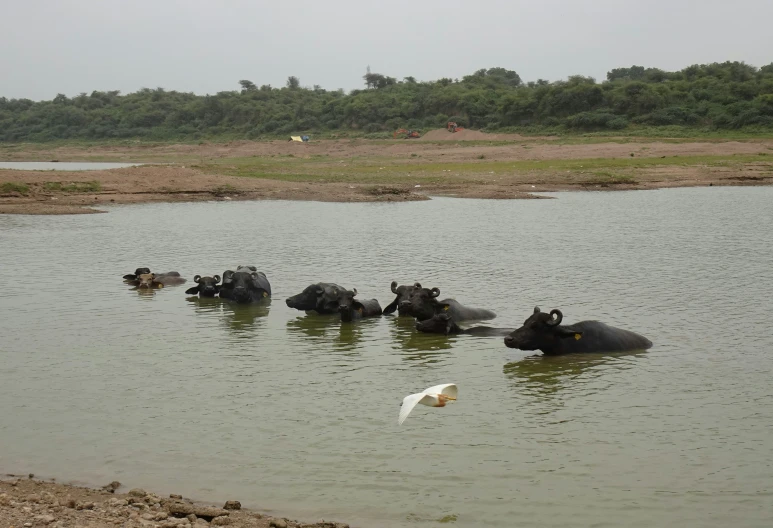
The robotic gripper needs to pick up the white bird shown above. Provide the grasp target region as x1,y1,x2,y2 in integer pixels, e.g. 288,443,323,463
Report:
398,383,458,425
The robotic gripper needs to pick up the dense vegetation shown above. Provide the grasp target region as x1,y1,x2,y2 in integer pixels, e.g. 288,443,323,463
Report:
1,61,772,141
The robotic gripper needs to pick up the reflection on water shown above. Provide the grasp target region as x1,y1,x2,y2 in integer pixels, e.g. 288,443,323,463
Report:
221,300,271,334
2,188,773,528
504,352,648,398
185,295,224,315
387,316,454,364
184,294,271,334
286,313,339,339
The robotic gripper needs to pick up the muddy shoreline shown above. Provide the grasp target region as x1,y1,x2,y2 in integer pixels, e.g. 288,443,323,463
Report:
0,475,351,528
2,138,772,214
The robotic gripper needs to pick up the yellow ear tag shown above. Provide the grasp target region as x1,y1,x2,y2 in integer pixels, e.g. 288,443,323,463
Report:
443,305,449,311
574,333,581,340
357,307,364,315
157,283,163,288
262,291,268,297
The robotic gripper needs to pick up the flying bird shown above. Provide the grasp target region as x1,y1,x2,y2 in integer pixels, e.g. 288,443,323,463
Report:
398,383,458,425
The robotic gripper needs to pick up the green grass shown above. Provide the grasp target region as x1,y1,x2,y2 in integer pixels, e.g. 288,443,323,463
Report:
194,153,773,184
43,181,101,192
0,182,30,194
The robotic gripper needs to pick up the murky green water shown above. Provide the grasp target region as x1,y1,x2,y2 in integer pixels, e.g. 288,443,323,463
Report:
1,189,772,528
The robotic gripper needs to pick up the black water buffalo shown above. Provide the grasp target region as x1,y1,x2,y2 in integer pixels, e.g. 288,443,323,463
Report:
219,265,271,304
185,275,221,297
504,307,653,356
383,281,423,316
415,312,513,336
130,271,187,288
399,284,497,323
123,267,151,281
336,288,383,322
285,283,346,314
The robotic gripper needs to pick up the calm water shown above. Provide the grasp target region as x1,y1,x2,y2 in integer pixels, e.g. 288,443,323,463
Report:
1,189,772,528
0,162,142,170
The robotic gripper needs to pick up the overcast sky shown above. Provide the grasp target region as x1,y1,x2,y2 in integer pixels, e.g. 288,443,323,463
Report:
2,0,772,101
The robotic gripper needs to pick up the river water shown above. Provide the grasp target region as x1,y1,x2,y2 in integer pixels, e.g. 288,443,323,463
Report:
1,189,772,528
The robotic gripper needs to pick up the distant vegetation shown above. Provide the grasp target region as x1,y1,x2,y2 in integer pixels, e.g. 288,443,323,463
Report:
1,61,772,141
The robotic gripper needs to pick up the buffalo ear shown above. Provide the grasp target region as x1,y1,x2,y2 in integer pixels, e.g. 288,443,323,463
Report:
557,327,581,339
123,274,136,280
185,286,199,295
533,306,541,314
383,297,399,314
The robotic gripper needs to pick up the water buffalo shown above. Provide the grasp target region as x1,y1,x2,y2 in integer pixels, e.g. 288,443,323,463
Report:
123,267,151,281
336,288,383,322
399,285,496,323
285,282,346,314
383,282,423,316
415,312,512,336
185,275,221,297
219,265,271,304
129,271,187,288
504,307,653,356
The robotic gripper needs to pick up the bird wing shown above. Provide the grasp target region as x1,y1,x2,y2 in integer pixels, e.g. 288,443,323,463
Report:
398,392,434,425
423,383,457,399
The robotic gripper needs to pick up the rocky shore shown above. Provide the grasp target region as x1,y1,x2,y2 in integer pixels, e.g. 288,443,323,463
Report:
0,476,350,528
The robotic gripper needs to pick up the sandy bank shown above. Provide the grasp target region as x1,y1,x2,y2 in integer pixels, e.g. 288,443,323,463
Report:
0,476,350,528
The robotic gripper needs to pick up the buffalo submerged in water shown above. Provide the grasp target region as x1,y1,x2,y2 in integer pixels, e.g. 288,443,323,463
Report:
415,312,513,337
397,283,497,334
286,283,382,322
335,288,383,322
285,282,347,314
504,307,653,355
123,268,187,289
185,274,222,297
218,265,272,304
383,281,423,316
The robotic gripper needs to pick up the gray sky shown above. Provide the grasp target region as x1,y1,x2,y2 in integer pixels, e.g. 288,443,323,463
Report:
2,0,771,101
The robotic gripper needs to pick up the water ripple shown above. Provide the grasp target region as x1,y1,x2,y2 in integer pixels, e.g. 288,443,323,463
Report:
1,188,773,528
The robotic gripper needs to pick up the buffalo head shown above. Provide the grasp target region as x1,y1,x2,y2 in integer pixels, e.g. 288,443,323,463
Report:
123,267,151,281
504,307,582,350
220,266,271,304
135,273,162,289
285,283,342,314
383,281,426,316
415,312,459,335
337,288,369,322
400,284,442,321
185,274,221,297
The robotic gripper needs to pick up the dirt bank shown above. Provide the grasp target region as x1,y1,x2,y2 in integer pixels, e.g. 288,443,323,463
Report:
2,137,772,214
0,476,350,528
0,165,428,215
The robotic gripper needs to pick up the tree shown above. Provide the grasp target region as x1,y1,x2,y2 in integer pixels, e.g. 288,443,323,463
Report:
239,80,257,93
286,76,300,90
